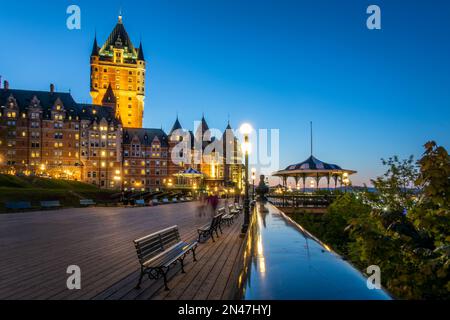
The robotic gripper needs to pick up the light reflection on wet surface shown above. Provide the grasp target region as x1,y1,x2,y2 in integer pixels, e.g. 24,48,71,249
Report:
238,202,392,300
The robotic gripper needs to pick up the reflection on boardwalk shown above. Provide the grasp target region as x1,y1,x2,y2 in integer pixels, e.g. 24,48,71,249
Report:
237,202,392,300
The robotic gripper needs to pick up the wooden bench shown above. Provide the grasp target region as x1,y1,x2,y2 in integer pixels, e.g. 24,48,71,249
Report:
79,199,96,206
40,200,61,209
134,226,198,290
197,213,224,243
5,201,32,211
221,207,235,226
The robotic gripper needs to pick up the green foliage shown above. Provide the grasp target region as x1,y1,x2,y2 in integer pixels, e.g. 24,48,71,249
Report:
291,141,450,299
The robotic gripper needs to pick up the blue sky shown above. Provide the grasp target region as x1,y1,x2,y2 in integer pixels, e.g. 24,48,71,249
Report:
0,0,449,186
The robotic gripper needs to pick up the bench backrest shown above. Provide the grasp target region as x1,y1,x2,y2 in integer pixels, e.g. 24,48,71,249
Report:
134,226,181,265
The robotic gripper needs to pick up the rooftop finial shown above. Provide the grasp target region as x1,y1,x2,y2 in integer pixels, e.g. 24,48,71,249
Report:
118,8,123,23
310,121,313,156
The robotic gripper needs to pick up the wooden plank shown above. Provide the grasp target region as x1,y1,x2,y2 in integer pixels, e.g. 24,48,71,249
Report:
0,202,213,300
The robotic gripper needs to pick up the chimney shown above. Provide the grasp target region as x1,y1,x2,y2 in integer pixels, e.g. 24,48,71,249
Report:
4,80,9,90
50,83,55,93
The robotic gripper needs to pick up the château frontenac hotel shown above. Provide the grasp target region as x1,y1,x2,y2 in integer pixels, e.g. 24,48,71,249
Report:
0,15,243,192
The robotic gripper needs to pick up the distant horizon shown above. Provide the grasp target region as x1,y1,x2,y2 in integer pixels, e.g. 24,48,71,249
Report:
1,0,449,187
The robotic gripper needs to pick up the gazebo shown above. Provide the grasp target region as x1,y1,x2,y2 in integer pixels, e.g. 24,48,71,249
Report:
273,155,357,191
173,168,204,189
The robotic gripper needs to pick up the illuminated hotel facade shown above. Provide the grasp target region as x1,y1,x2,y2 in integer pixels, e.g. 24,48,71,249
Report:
0,16,243,192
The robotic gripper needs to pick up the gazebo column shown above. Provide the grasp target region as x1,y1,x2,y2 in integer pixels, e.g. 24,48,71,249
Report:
315,173,320,190
294,176,299,190
326,174,331,191
334,175,338,189
302,174,306,193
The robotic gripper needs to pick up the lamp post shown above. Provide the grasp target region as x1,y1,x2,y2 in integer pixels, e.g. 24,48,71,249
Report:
251,168,256,201
240,123,252,234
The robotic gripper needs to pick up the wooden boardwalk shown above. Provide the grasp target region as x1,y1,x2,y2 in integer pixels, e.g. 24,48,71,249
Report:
95,214,244,300
0,202,244,300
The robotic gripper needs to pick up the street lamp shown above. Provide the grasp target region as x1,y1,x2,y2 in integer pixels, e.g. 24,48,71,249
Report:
251,168,256,201
240,123,252,234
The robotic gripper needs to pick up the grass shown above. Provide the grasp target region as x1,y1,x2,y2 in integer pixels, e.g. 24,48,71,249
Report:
0,174,117,213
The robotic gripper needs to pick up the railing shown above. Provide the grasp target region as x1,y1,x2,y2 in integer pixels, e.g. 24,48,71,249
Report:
236,201,392,299
267,194,337,208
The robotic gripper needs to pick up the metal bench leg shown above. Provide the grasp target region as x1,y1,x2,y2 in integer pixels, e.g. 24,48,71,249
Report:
192,247,197,262
210,230,215,242
161,269,170,291
215,227,220,238
135,268,144,289
179,258,186,273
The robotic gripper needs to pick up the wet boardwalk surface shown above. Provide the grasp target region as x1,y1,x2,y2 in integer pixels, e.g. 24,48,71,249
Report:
0,202,244,300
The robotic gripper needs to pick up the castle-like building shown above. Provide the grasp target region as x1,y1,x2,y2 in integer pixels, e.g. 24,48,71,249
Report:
0,15,243,192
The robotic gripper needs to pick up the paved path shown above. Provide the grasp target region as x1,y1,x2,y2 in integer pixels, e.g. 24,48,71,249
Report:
0,202,242,300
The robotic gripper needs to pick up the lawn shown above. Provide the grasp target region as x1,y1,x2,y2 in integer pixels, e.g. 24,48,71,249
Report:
0,174,117,212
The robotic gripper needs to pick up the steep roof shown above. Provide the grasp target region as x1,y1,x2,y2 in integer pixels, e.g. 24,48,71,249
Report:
123,128,169,147
0,88,120,125
91,35,99,56
100,16,136,53
137,41,145,61
78,103,120,125
102,83,116,104
169,116,182,135
0,88,79,119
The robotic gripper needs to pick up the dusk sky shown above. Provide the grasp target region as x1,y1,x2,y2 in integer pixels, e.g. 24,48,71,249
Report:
1,0,449,186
